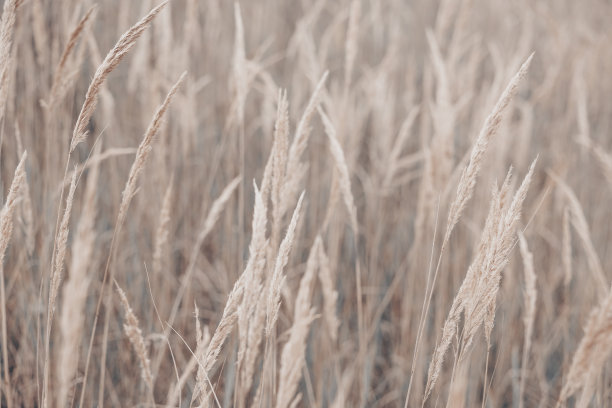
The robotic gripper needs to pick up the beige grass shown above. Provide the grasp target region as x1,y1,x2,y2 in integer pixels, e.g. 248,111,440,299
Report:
70,1,169,152
0,151,27,408
1,2,612,407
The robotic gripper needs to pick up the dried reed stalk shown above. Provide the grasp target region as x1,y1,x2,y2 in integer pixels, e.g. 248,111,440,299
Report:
232,2,247,125
266,192,305,335
276,238,319,408
408,54,534,406
56,144,101,408
0,0,18,126
318,105,364,366
0,151,27,408
425,159,536,400
150,176,242,390
117,72,186,227
42,169,77,408
344,0,360,91
0,152,28,264
152,177,174,276
161,175,241,340
318,108,358,232
19,170,34,255
166,311,210,407
115,283,154,394
236,183,268,405
518,232,537,408
97,71,186,403
270,90,290,253
317,237,339,342
552,173,607,294
193,267,246,405
562,206,572,287
191,182,263,405
70,1,169,152
45,6,97,109
558,286,612,406
463,159,536,353
281,73,328,217
48,171,77,327
445,53,533,243
424,179,507,400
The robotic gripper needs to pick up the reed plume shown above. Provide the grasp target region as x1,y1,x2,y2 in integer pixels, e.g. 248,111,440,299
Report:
45,6,97,109
317,236,339,342
70,1,169,152
115,283,154,394
152,177,174,276
266,192,305,336
445,53,533,243
426,159,536,400
56,144,101,408
0,151,27,408
276,238,319,408
558,286,612,406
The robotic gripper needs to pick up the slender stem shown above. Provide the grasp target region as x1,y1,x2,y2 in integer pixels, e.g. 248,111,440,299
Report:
42,154,72,408
405,198,442,407
482,347,490,408
0,263,11,408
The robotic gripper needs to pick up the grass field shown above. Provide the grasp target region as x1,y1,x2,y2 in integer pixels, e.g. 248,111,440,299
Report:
1,0,612,406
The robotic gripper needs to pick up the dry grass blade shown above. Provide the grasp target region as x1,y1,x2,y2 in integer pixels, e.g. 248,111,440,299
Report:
589,143,612,188
558,286,612,406
118,72,186,226
410,53,534,407
562,206,572,287
17,153,34,254
518,231,537,408
232,2,247,124
266,192,305,336
344,0,361,91
194,263,246,405
281,72,328,217
270,89,290,251
317,236,339,342
161,175,242,359
318,107,358,232
201,177,242,238
115,283,154,394
445,53,533,242
0,151,27,262
276,238,319,408
463,159,536,353
80,68,184,408
46,5,97,109
0,0,18,126
43,168,77,408
261,89,289,204
287,72,328,167
57,144,101,408
70,0,169,152
425,159,536,401
0,151,26,408
424,180,505,401
153,177,174,277
48,171,77,320
551,172,607,295
237,182,268,404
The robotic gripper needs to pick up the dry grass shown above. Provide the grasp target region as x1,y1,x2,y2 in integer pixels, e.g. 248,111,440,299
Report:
1,1,612,407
